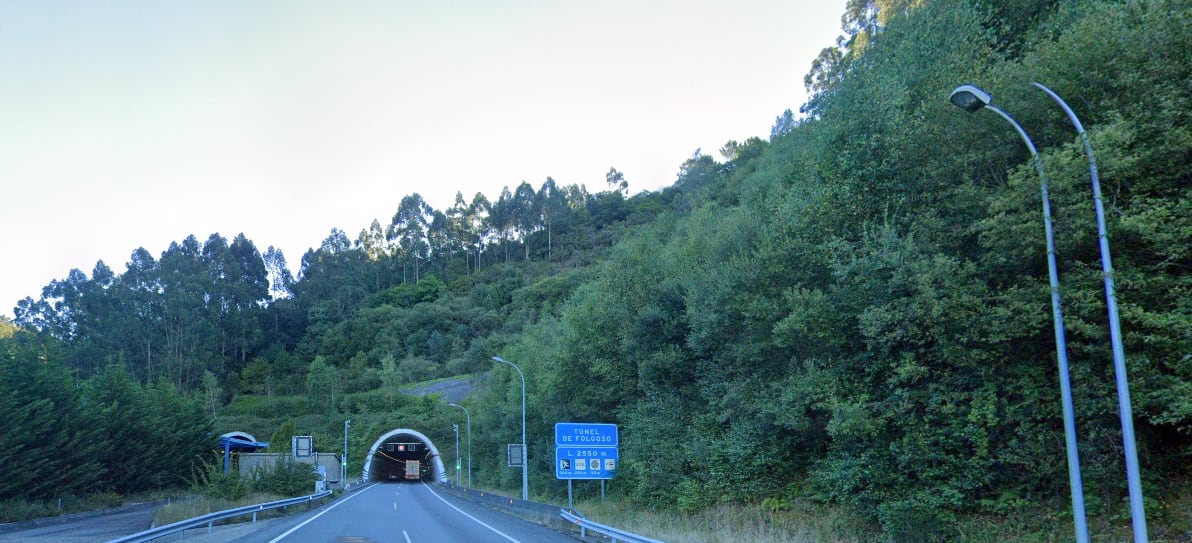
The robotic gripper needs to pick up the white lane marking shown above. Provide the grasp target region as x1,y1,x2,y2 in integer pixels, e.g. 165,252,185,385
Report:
420,482,521,543
403,530,413,543
267,483,377,543
393,502,397,510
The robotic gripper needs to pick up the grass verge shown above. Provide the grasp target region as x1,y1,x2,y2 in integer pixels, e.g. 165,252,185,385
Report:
0,490,172,524
571,498,875,543
569,495,1192,543
152,492,331,527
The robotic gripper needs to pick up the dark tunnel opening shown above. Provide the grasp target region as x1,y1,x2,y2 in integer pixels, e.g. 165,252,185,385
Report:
367,432,437,483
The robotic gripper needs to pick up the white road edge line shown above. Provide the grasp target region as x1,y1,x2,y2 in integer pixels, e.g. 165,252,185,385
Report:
267,483,378,543
420,482,522,543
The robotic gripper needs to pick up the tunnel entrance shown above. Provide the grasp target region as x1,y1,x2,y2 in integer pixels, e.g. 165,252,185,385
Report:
363,428,447,483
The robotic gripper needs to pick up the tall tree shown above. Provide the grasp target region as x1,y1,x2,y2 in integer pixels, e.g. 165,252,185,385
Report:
489,187,516,263
119,247,164,381
605,167,628,195
263,245,294,300
512,181,538,261
202,234,239,371
446,192,474,274
158,235,217,389
294,229,369,358
468,192,492,269
426,209,452,276
536,177,569,262
357,219,395,291
387,194,433,283
224,233,269,368
771,108,797,140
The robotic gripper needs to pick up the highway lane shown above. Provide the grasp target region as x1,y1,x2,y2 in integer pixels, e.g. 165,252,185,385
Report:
227,482,577,543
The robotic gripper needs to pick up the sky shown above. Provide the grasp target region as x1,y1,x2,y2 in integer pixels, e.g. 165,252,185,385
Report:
0,0,846,319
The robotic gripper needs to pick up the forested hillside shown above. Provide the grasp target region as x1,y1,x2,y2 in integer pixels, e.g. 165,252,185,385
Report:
3,0,1190,540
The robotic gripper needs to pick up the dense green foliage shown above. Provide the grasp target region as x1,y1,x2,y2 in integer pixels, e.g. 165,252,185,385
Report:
0,332,210,500
476,0,1191,539
3,0,1189,540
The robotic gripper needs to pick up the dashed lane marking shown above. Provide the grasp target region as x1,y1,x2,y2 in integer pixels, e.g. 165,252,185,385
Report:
267,483,377,543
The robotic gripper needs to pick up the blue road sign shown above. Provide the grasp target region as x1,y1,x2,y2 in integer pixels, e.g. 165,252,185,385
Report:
556,446,618,480
556,423,618,480
555,423,618,447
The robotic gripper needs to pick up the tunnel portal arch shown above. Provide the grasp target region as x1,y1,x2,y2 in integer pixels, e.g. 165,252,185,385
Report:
362,428,447,483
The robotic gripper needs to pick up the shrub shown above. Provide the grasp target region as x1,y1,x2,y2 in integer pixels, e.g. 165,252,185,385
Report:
250,456,317,497
189,456,248,501
876,498,957,543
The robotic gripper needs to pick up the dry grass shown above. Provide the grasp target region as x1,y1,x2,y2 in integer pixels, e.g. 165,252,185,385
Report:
437,483,1192,542
152,493,302,527
568,497,1192,543
572,499,873,543
0,490,157,523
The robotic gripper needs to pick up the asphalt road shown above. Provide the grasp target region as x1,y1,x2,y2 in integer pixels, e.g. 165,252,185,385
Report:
224,482,577,543
0,502,158,543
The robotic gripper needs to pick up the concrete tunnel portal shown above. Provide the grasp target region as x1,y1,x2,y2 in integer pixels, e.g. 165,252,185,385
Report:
362,428,447,484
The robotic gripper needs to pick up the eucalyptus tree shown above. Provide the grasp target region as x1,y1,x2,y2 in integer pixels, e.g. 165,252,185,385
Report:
605,167,628,195
294,229,369,354
446,192,474,274
468,192,492,269
119,247,165,381
536,177,569,262
512,181,538,261
356,219,395,291
489,187,516,263
224,233,269,368
387,194,433,284
157,235,218,389
202,234,240,372
263,245,294,300
426,209,452,276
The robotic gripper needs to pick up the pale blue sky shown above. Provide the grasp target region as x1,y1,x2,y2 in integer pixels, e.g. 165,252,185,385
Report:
0,0,845,317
